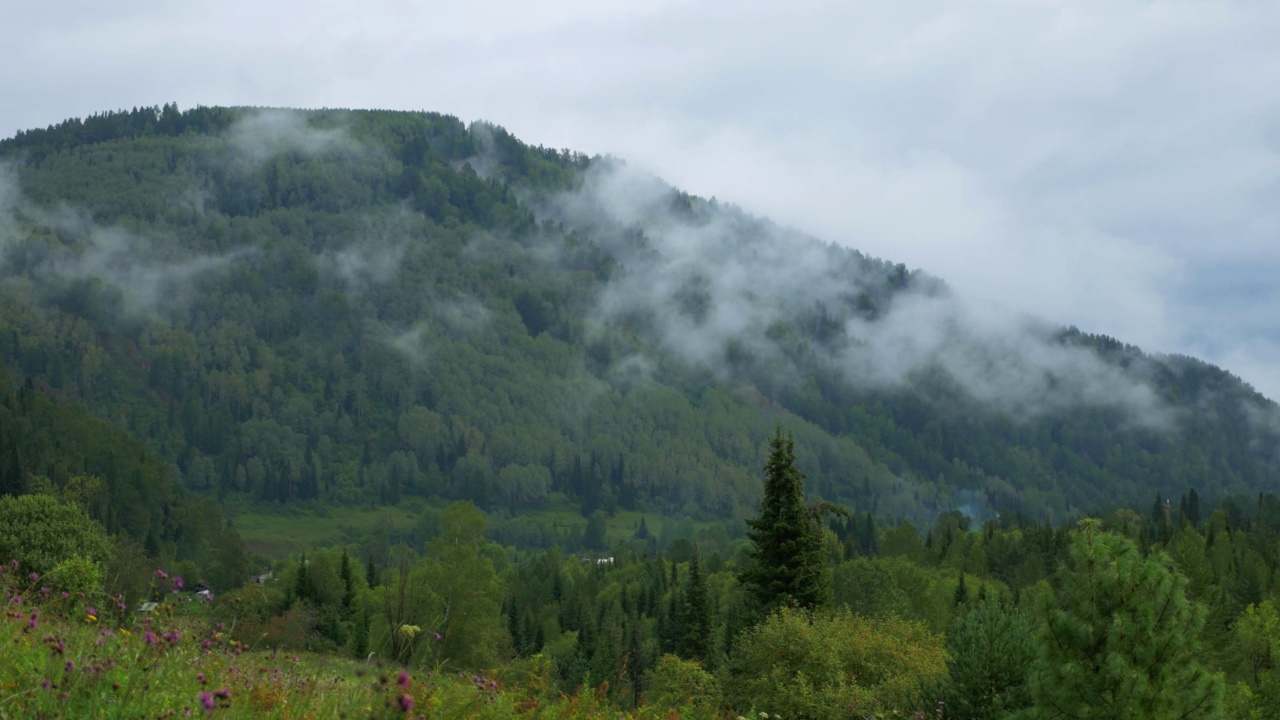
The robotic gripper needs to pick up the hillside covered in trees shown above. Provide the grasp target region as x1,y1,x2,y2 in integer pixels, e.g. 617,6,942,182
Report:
5,105,1280,718
0,104,1277,528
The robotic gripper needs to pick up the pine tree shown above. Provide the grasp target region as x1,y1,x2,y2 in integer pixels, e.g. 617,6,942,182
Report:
294,554,313,606
676,543,712,666
953,572,969,608
339,549,356,612
739,426,834,615
1026,519,1222,719
941,595,1034,720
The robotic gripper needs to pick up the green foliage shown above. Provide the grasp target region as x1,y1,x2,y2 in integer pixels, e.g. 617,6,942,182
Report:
646,654,720,718
941,595,1034,720
46,554,106,602
5,106,1280,720
740,427,832,614
0,493,111,575
205,528,251,592
1234,600,1280,685
674,543,713,666
726,606,947,719
369,502,506,669
1026,520,1223,719
2,106,1278,541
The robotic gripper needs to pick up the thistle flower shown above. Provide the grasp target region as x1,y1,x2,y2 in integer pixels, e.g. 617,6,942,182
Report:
397,694,414,713
397,671,411,688
199,692,214,711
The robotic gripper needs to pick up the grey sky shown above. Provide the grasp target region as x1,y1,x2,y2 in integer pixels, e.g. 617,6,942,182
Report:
4,0,1280,398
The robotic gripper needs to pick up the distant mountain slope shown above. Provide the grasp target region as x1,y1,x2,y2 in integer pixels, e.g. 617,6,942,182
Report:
0,105,1276,524
0,359,223,563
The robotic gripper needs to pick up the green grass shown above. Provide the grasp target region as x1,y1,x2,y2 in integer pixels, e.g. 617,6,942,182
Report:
229,499,735,559
0,585,670,719
228,504,424,557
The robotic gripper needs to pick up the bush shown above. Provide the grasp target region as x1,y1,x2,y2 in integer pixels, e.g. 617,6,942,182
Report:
0,494,111,575
647,654,720,717
726,606,946,719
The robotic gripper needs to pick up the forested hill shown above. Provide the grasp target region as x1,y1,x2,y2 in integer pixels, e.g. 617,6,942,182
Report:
0,105,1276,525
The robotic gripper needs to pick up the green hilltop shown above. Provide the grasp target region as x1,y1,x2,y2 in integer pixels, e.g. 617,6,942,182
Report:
4,105,1280,719
0,104,1276,534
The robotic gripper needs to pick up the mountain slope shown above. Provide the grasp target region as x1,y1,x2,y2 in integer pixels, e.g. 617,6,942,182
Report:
0,105,1276,525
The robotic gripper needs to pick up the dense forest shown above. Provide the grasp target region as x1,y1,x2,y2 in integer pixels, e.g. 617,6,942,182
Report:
2,105,1280,717
0,104,1277,528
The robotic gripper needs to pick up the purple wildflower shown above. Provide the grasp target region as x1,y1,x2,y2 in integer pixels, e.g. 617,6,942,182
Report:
174,576,184,589
197,673,206,684
144,631,158,646
398,694,414,713
397,671,411,688
199,692,214,711
156,569,168,580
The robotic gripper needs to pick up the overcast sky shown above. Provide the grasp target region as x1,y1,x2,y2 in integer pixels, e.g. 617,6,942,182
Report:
4,0,1280,398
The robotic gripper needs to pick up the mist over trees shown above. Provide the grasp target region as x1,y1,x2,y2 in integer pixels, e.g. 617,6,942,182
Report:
1,105,1278,529
3,105,1280,716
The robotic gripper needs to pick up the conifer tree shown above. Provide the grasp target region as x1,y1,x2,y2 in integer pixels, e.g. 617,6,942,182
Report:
953,572,969,608
1026,519,1222,719
676,543,712,666
339,548,355,612
740,426,832,614
294,554,314,606
941,595,1033,720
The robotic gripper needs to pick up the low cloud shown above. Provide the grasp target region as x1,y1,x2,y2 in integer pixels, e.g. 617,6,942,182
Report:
226,109,359,166
543,160,1172,426
433,295,492,335
0,162,245,317
319,242,405,291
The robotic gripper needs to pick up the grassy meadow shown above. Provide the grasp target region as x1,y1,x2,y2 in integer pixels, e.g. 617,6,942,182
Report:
0,563,686,720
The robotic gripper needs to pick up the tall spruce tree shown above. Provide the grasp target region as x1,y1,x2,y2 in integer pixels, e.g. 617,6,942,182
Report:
1026,519,1222,719
676,543,713,666
740,426,831,614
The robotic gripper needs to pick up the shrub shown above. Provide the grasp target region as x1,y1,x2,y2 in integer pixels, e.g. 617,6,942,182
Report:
726,606,947,719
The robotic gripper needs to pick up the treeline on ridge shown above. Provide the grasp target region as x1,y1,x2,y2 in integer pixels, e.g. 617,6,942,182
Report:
0,104,1277,527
